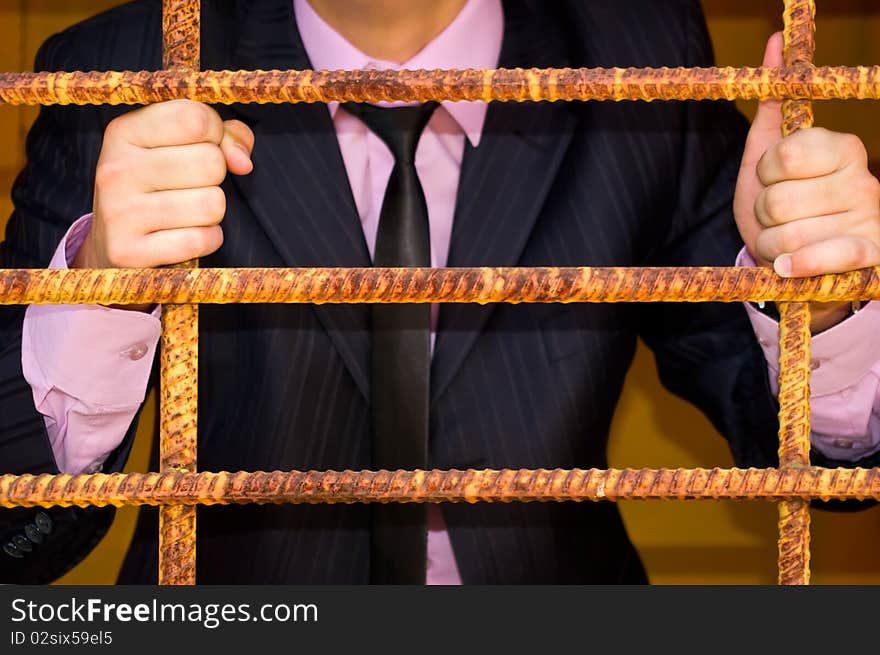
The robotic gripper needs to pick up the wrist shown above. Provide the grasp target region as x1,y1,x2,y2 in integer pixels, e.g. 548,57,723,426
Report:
71,231,102,269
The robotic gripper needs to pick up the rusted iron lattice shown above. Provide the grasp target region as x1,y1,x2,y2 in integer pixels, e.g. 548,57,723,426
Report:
0,0,875,586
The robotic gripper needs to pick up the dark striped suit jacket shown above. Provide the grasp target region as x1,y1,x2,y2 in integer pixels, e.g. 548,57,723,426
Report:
1,0,871,584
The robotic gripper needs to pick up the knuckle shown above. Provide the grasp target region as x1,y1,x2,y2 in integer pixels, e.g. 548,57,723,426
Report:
180,231,203,259
855,238,877,266
778,223,805,254
866,216,880,246
836,238,867,269
203,187,227,223
104,238,136,268
178,101,215,143
857,173,880,201
188,226,224,257
209,225,225,252
843,133,868,163
762,186,790,223
102,117,125,144
754,230,779,261
102,196,139,225
203,146,228,183
754,189,770,225
774,139,802,176
94,157,129,190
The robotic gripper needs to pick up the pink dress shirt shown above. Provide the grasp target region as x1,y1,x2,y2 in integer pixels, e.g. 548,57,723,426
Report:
20,0,880,583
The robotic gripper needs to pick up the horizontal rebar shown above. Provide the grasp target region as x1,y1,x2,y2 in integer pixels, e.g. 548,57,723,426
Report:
1,266,878,306
1,467,879,508
0,66,878,106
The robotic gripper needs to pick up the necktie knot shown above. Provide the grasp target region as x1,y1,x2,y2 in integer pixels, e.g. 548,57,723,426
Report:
342,102,439,164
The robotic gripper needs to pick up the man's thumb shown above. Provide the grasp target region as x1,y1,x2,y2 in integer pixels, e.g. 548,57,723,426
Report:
742,32,785,169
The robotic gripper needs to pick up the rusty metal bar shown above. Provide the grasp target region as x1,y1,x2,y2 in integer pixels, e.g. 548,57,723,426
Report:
776,0,816,587
163,0,200,71
1,66,880,106
0,0,866,587
1,266,877,306
158,0,201,587
777,303,812,585
2,467,880,508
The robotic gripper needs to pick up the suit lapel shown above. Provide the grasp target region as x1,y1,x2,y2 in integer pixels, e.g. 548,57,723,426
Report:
431,2,579,403
223,0,373,400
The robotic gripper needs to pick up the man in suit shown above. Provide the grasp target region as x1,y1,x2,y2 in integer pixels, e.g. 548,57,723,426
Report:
2,0,880,584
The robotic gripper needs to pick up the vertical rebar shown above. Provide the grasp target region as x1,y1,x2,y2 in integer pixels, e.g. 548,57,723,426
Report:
158,0,201,586
776,0,816,587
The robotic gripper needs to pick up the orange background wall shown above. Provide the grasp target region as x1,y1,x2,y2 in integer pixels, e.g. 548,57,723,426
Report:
0,1,878,584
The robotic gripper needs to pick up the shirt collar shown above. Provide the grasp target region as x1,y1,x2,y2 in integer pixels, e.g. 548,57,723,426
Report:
293,0,503,147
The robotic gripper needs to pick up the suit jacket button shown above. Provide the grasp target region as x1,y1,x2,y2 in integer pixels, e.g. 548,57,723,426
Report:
35,512,53,535
2,542,24,559
24,524,44,544
12,535,33,553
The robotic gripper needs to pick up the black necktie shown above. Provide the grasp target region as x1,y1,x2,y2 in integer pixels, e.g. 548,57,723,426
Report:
342,101,438,584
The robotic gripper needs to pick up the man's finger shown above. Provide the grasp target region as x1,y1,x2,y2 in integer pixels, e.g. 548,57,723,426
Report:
754,211,856,262
756,128,866,186
141,142,228,191
109,99,226,149
774,235,880,277
754,170,853,227
142,187,227,232
141,225,225,266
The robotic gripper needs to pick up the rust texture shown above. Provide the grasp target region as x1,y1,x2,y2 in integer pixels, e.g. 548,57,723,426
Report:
777,304,813,470
158,0,200,587
0,66,879,106
0,0,867,587
776,0,816,587
1,266,879,306
163,0,200,70
3,467,880,508
777,303,812,586
158,302,198,586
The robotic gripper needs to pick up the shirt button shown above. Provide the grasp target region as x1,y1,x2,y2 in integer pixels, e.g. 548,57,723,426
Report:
832,438,854,449
810,359,822,371
124,343,149,361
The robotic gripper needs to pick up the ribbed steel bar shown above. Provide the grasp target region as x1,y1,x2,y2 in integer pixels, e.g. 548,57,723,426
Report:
163,0,200,70
2,467,880,508
158,0,200,587
776,0,816,588
777,302,812,586
0,66,879,106
1,266,878,306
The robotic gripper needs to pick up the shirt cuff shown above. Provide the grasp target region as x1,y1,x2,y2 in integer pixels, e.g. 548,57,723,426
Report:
23,214,162,407
737,247,880,397
737,247,880,461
